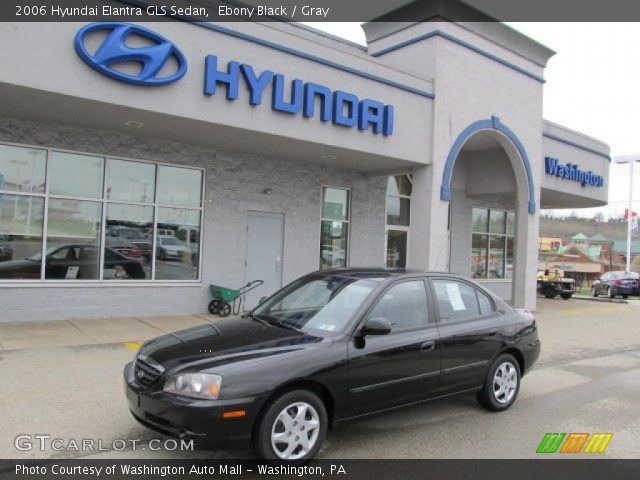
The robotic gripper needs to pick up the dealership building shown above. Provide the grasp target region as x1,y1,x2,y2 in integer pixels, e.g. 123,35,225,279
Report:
0,3,611,322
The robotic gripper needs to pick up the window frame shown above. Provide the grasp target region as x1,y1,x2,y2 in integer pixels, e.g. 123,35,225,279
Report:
319,185,352,270
427,276,496,325
471,207,514,280
0,140,206,286
384,174,412,267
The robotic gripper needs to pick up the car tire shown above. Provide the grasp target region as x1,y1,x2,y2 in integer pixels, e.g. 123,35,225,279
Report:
623,295,629,299
477,353,521,412
252,389,328,463
592,286,598,297
542,286,557,299
608,287,615,299
159,250,166,261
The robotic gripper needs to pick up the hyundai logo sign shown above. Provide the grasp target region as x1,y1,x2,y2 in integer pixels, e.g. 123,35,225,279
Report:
74,22,187,86
74,23,394,135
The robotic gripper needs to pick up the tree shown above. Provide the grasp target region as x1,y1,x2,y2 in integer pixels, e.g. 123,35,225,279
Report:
593,212,605,223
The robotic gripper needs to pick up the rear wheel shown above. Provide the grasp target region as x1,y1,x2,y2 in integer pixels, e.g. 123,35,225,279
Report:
477,354,521,412
592,286,598,297
560,293,572,300
623,295,629,299
608,287,615,299
253,390,327,462
542,285,557,299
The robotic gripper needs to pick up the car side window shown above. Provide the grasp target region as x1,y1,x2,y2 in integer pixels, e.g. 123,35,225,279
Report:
432,279,480,323
477,289,494,316
367,280,429,331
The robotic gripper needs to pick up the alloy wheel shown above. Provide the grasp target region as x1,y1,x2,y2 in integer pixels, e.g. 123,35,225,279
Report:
493,361,518,404
270,401,320,460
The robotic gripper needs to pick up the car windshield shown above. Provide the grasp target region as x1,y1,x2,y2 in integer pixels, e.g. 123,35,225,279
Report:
251,275,378,333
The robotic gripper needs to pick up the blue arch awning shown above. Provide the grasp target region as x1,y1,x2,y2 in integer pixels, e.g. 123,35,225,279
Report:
440,116,536,215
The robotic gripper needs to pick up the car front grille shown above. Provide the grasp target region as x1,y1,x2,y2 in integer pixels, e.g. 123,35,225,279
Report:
134,357,164,388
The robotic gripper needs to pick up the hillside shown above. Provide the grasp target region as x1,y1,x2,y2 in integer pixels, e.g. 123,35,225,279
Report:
539,216,628,242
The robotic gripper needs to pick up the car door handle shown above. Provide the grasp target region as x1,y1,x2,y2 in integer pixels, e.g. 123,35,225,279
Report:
420,341,435,351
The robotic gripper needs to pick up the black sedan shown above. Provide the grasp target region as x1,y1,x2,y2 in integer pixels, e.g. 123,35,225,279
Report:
0,244,146,279
592,271,639,299
124,269,540,461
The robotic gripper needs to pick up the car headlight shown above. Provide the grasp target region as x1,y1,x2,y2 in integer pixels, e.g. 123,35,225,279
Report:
163,373,222,399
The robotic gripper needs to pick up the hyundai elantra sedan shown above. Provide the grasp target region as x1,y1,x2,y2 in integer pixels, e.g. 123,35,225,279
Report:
124,269,540,462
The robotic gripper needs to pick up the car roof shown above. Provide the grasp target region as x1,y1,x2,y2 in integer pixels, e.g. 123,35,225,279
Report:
308,267,462,281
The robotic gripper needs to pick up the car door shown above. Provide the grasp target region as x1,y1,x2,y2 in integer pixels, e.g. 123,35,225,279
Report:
45,246,79,279
347,278,441,417
429,277,504,394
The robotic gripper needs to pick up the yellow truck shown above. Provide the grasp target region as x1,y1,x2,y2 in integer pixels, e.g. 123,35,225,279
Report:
537,268,575,299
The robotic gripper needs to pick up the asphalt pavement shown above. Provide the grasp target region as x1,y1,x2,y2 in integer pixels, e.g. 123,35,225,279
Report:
1,298,639,459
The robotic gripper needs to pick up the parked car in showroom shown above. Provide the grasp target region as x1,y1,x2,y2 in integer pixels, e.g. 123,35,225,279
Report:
592,271,640,298
105,236,145,267
106,226,153,260
0,244,146,279
156,235,189,261
124,269,540,462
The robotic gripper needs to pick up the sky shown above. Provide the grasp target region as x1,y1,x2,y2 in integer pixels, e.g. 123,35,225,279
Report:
303,22,640,220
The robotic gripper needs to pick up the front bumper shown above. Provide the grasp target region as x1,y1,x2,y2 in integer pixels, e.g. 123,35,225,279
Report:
124,362,263,449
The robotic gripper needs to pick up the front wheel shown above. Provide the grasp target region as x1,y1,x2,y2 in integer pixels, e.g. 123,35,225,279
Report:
477,354,521,412
592,286,598,297
208,300,221,314
560,293,573,300
542,286,557,299
253,390,328,462
608,287,615,299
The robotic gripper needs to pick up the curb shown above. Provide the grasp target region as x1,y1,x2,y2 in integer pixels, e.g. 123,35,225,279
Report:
571,295,628,304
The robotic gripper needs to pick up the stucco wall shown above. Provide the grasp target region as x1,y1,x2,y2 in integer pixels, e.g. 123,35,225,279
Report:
0,116,387,322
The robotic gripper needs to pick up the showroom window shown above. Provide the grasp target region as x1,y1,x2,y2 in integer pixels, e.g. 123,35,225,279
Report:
386,175,411,268
0,142,204,282
320,186,350,269
471,208,515,279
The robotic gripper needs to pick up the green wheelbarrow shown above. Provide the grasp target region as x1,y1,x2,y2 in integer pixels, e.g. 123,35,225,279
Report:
208,280,264,317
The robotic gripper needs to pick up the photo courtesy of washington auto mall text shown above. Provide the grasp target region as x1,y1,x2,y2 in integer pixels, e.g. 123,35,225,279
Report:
1,0,640,479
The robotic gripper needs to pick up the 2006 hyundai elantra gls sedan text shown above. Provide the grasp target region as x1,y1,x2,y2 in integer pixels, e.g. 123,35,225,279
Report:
124,269,540,461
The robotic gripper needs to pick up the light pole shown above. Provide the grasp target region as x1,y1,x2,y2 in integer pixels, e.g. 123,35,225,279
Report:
614,155,640,272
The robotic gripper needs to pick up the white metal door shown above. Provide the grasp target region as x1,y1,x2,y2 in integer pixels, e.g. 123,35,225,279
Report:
244,212,284,310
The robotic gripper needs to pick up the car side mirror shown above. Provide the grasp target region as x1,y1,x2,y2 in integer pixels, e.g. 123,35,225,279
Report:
359,317,391,336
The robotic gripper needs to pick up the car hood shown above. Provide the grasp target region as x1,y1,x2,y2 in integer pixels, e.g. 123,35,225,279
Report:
162,245,187,252
0,259,33,270
138,317,324,372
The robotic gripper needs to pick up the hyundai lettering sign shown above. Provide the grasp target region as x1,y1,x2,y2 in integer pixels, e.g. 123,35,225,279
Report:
74,22,395,136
